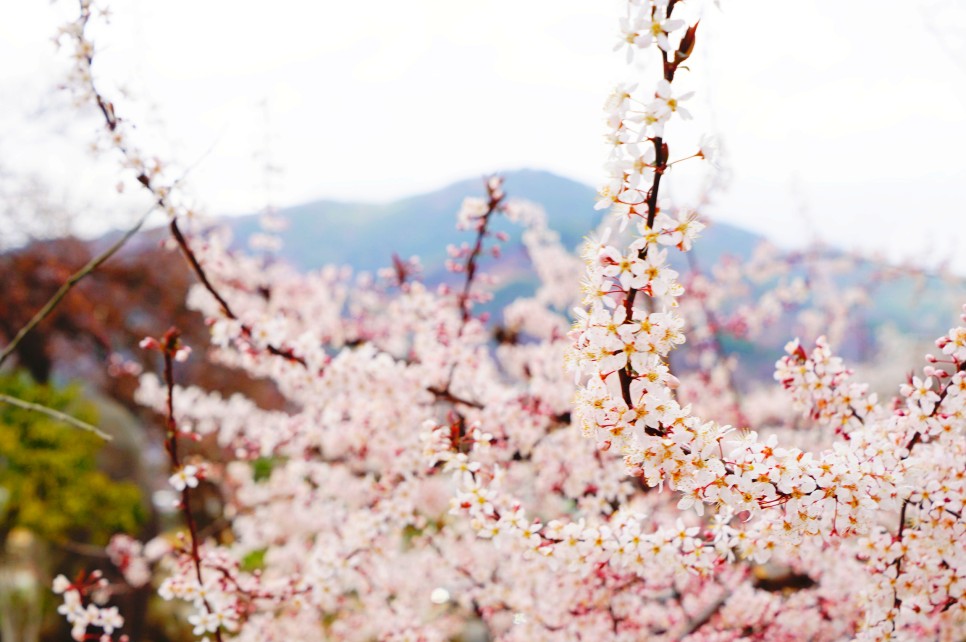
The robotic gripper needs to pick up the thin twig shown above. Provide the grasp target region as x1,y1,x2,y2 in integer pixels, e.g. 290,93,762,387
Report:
439,178,505,398
427,386,484,409
455,178,504,323
0,392,112,440
0,205,154,369
55,539,112,558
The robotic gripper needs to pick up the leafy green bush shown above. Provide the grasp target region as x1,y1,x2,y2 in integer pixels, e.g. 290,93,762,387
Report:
0,373,144,548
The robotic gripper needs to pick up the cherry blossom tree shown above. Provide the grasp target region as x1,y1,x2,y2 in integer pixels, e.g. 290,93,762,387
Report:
33,0,966,641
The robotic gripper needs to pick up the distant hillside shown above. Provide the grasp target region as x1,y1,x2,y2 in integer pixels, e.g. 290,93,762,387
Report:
224,169,774,322
69,168,962,373
228,168,761,278
225,170,963,337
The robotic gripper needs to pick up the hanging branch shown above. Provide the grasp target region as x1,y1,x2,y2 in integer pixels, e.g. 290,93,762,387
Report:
63,0,307,370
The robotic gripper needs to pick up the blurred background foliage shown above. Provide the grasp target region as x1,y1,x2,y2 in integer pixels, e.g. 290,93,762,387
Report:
0,372,145,641
0,372,144,546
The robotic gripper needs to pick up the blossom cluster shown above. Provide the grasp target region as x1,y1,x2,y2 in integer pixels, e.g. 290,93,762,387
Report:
567,0,966,638
52,572,126,642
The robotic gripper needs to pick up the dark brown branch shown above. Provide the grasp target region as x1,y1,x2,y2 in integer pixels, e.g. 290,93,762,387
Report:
427,386,484,409
456,177,505,323
614,12,700,427
167,219,308,368
159,328,224,642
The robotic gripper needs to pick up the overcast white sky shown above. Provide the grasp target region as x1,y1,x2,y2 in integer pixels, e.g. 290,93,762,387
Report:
2,0,965,268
